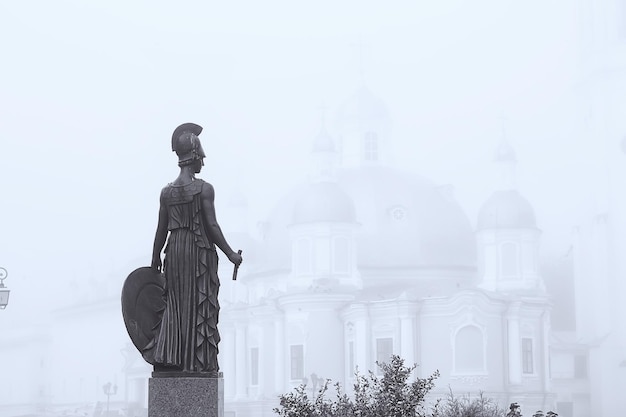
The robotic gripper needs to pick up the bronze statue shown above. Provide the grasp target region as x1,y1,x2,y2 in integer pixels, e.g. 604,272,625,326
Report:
122,123,242,377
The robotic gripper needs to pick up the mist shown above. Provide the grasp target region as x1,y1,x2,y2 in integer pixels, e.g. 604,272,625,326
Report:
0,1,624,417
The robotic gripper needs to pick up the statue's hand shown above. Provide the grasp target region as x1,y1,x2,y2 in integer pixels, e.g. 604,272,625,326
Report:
151,256,162,272
228,250,243,266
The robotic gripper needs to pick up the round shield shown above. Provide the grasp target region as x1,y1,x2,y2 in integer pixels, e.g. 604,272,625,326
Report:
121,267,166,364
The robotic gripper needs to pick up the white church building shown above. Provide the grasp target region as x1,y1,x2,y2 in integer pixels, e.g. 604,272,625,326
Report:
215,84,571,416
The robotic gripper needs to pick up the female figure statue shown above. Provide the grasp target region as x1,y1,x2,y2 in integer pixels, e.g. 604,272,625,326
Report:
150,122,242,376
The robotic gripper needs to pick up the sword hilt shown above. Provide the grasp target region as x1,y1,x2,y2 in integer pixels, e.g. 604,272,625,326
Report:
232,249,242,280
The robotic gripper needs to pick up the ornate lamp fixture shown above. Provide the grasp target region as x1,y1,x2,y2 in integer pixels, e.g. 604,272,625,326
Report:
0,267,9,309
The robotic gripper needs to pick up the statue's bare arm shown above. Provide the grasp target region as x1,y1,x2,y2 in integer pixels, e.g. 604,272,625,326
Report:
151,195,169,272
201,183,243,266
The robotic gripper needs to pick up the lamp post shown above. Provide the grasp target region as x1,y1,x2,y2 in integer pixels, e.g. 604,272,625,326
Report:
0,267,9,309
103,382,118,416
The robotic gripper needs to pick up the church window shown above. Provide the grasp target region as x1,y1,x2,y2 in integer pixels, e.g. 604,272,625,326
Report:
250,347,259,385
454,325,484,372
290,345,304,380
375,338,393,373
499,241,519,278
333,236,350,273
522,338,534,374
295,239,312,276
348,341,355,375
363,132,378,162
574,354,587,378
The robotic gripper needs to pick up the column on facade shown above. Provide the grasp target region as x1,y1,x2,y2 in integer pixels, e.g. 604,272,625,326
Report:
250,305,277,399
341,302,371,384
398,300,417,368
541,308,551,392
235,324,247,399
221,327,236,398
340,303,369,374
258,321,269,399
400,317,415,366
354,305,370,373
506,302,522,385
274,315,286,395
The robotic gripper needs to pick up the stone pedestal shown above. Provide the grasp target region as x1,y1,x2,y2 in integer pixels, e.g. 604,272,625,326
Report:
149,376,223,417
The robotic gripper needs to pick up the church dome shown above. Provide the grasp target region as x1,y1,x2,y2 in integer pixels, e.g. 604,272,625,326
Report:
477,190,537,230
494,141,517,162
292,181,356,224
257,166,476,273
312,126,335,152
335,84,389,123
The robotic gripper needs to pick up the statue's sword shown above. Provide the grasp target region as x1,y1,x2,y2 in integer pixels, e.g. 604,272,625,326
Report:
232,249,243,280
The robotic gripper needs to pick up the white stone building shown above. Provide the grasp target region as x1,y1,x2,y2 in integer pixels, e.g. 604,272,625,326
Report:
216,83,561,416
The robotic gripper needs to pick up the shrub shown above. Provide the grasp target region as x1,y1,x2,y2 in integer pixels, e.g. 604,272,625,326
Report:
273,355,557,417
274,355,439,417
435,388,503,417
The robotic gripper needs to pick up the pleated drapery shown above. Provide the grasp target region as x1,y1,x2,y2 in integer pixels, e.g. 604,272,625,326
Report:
154,180,220,373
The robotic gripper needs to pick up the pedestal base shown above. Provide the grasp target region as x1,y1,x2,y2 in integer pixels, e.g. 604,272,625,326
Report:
149,376,223,417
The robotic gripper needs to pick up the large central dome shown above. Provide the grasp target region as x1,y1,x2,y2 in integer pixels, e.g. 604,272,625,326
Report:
256,165,476,274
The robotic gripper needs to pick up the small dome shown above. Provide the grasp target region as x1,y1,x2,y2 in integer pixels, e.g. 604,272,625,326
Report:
312,126,335,152
292,182,356,224
477,190,536,230
335,84,389,123
494,141,517,162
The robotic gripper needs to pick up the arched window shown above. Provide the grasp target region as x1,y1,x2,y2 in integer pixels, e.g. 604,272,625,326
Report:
375,337,393,375
290,345,304,380
499,241,519,278
332,236,350,273
454,325,484,373
348,340,355,375
521,338,534,374
363,132,378,162
295,238,312,276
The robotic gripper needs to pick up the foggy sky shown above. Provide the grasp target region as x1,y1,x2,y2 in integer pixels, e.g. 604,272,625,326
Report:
0,0,597,324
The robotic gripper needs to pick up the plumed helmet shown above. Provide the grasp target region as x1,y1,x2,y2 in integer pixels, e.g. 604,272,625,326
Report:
171,122,205,166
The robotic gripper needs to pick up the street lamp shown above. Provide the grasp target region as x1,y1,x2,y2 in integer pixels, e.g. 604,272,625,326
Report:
103,382,118,416
0,267,9,309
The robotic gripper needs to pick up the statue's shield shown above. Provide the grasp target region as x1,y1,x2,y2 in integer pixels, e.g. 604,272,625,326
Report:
121,267,166,364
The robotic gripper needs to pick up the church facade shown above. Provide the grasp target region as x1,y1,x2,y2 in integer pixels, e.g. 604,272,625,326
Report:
216,84,579,417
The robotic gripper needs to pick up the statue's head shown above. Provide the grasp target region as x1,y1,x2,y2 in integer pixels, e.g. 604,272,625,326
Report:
171,123,205,171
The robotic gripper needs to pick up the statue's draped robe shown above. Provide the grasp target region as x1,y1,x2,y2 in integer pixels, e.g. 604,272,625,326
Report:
154,179,220,372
